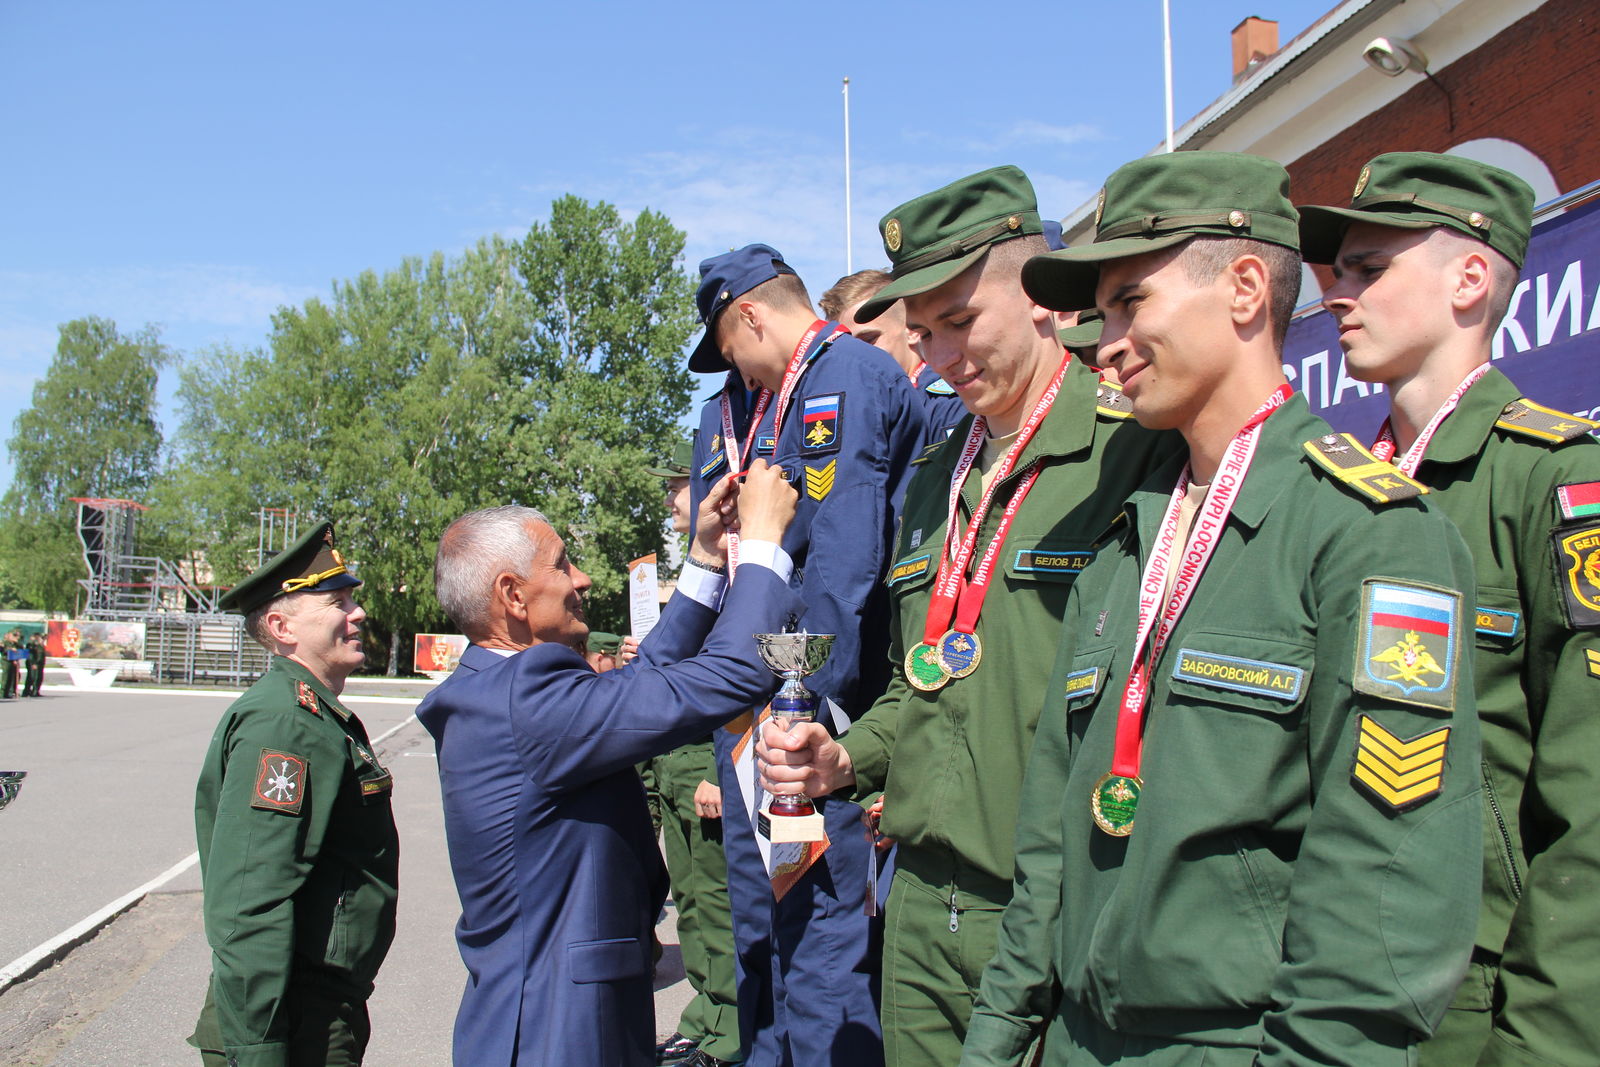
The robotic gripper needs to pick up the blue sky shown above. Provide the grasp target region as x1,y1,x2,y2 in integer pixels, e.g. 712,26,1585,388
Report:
0,0,1336,491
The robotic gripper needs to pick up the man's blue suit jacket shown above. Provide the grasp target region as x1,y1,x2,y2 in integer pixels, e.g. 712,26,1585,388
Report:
416,564,803,1066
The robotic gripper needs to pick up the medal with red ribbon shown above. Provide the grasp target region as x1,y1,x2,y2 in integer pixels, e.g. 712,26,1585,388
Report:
1092,384,1292,836
905,355,1072,691
718,319,848,573
1370,363,1491,476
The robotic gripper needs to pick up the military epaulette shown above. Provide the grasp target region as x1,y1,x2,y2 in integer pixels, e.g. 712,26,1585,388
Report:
1302,433,1427,505
1494,398,1600,444
911,440,946,466
296,680,321,717
1094,380,1136,420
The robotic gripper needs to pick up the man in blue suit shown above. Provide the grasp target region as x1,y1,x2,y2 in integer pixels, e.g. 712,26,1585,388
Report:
417,462,801,1067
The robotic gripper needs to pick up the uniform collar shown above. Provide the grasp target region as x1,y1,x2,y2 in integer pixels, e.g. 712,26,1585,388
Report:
1413,364,1515,467
939,358,1100,499
1127,391,1321,542
271,654,352,720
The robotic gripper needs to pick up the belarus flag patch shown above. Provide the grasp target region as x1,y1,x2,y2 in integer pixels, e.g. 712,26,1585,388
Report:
1557,482,1600,523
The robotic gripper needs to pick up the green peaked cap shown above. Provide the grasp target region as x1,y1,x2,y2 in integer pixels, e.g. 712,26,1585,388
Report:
644,437,694,478
857,165,1043,322
1055,307,1104,350
1298,151,1535,268
218,520,361,615
1023,152,1300,312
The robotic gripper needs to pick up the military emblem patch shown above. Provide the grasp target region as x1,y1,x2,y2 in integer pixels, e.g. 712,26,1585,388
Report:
253,749,307,814
888,553,931,587
805,459,836,501
1094,188,1106,228
925,377,956,396
1352,715,1449,811
1353,164,1371,199
801,394,842,454
1355,580,1461,710
296,680,320,716
1557,481,1600,523
885,217,903,254
1553,525,1600,628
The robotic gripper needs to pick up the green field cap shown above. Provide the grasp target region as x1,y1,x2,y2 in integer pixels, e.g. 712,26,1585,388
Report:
587,631,623,655
1023,152,1300,311
644,438,694,478
856,165,1042,322
1298,151,1535,268
218,521,361,615
1056,307,1104,351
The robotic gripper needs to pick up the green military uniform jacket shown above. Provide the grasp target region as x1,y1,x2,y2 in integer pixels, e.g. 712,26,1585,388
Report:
1409,368,1600,1066
838,359,1180,889
193,656,399,1067
965,394,1483,1066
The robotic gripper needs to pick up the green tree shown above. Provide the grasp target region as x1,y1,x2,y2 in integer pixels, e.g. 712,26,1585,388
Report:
159,196,697,671
1,318,169,612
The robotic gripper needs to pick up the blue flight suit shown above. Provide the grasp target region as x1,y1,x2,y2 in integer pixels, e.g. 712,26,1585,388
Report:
416,564,802,1067
913,362,967,442
691,330,933,1067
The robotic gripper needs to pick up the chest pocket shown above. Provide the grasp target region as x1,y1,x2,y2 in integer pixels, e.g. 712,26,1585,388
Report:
1165,633,1313,716
1004,537,1098,586
1473,587,1524,647
1064,644,1118,714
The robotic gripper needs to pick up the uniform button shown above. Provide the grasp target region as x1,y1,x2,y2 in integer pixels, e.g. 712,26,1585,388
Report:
1228,210,1246,227
1469,211,1486,228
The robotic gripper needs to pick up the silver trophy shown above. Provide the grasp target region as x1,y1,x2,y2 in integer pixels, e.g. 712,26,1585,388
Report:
0,770,26,813
754,631,835,843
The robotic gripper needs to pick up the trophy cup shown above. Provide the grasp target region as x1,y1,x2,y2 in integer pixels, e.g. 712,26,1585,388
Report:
0,770,26,813
754,631,835,844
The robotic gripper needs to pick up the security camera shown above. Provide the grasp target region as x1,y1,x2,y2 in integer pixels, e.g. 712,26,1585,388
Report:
1363,36,1428,76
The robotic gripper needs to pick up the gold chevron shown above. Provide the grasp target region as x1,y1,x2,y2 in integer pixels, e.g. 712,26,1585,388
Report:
805,460,836,501
1352,715,1449,810
1586,648,1600,678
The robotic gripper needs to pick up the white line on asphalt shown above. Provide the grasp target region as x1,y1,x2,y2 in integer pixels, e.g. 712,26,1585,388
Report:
38,684,423,705
0,715,422,994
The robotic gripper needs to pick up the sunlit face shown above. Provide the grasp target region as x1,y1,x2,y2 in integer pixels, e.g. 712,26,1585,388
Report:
281,588,366,682
1321,222,1457,385
716,305,776,393
522,521,592,648
664,476,691,534
1094,245,1234,432
902,257,1055,427
843,298,921,376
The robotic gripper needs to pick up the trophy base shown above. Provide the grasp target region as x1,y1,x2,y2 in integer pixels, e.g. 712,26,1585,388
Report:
759,810,826,843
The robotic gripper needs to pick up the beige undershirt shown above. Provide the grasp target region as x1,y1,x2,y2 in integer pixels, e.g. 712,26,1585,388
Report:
977,429,1021,498
1160,481,1211,606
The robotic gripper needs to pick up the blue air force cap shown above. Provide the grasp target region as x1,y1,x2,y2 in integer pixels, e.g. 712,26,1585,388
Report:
690,243,797,373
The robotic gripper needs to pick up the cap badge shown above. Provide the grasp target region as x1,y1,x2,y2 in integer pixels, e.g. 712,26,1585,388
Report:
1353,164,1371,199
1468,211,1487,229
1006,214,1021,230
885,218,903,253
1094,188,1106,228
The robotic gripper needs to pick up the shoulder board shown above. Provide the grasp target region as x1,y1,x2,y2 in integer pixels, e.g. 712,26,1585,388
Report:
1302,433,1427,505
1094,380,1136,420
295,679,322,717
911,441,943,466
1494,398,1600,444
1092,511,1130,548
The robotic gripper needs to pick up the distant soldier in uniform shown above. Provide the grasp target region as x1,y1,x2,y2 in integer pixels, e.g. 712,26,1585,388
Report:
2,629,20,698
645,436,744,1067
188,522,398,1067
961,152,1483,1065
22,630,45,697
820,269,966,437
758,166,1177,1065
1301,151,1600,1066
685,243,933,1067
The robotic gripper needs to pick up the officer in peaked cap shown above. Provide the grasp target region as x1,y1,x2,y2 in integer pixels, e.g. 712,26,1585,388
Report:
685,240,935,1066
189,521,398,1067
1302,151,1600,1067
756,164,1177,1066
960,151,1482,1066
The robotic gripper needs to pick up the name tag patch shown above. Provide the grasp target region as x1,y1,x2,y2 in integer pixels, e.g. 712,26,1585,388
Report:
1064,666,1102,704
1474,606,1521,638
756,433,776,455
1172,649,1304,702
888,554,932,587
1014,548,1095,574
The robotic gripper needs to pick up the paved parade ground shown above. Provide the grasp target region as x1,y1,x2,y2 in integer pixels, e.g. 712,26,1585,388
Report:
0,677,693,1066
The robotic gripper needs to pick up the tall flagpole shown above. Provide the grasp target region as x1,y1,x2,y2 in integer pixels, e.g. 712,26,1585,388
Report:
1162,0,1175,152
843,76,853,272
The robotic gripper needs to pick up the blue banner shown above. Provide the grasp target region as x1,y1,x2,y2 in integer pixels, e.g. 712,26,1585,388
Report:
1284,195,1600,439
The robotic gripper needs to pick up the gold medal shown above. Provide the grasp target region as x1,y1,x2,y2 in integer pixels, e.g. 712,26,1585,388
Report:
904,643,949,691
936,629,981,679
1090,772,1141,836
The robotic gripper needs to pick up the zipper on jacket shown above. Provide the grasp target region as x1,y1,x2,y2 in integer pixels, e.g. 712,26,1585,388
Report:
1482,766,1523,898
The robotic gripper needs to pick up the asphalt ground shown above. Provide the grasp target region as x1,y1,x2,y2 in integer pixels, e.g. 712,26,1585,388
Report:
0,675,696,1065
